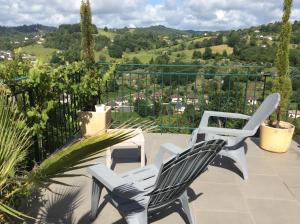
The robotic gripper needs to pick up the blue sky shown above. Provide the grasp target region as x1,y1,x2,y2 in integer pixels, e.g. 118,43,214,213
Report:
148,0,162,4
0,0,299,31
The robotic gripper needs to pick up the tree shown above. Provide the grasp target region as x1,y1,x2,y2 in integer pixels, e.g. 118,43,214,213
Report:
272,0,293,127
104,26,108,32
203,47,213,60
80,0,95,64
108,44,123,58
227,31,240,47
131,56,142,64
134,99,152,117
192,50,202,59
222,50,228,57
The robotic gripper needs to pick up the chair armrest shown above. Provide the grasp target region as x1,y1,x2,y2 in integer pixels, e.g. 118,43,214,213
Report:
200,111,251,128
154,143,183,168
199,126,256,138
88,163,129,191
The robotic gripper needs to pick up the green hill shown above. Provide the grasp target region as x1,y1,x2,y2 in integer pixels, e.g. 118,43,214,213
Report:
22,44,57,63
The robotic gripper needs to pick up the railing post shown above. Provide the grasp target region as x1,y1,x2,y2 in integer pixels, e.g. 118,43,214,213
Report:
28,88,41,164
262,74,268,100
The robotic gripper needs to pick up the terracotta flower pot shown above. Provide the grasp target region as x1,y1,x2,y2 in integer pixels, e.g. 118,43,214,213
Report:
79,106,111,137
259,121,295,153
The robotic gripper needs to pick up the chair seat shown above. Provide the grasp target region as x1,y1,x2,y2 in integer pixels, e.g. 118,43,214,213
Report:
120,165,159,191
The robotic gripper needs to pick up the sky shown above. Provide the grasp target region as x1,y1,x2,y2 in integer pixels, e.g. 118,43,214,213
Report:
0,0,300,31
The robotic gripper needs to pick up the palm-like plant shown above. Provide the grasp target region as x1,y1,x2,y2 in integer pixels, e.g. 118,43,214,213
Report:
0,85,151,222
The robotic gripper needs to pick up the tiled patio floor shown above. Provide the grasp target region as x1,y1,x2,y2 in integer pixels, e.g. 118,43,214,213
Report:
26,134,300,224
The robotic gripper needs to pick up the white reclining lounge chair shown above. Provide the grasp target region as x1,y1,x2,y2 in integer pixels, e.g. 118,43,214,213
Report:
88,139,226,223
189,93,280,180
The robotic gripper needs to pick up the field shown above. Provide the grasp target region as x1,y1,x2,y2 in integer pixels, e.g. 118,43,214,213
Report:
98,29,117,39
22,44,57,63
123,44,233,63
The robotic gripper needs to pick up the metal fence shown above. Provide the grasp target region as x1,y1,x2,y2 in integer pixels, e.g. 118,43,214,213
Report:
8,63,300,163
103,64,300,134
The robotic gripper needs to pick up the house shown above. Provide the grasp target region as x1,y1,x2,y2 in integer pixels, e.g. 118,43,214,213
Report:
254,30,260,33
247,96,257,105
133,92,145,101
171,95,183,103
117,106,134,113
186,95,199,104
152,91,163,99
174,102,185,114
115,97,128,106
266,36,273,41
0,50,12,60
106,101,118,109
22,54,36,62
288,110,300,118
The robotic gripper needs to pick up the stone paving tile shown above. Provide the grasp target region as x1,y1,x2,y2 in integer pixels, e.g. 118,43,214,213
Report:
238,174,294,200
197,165,237,184
272,166,300,188
26,134,300,224
197,211,254,224
191,182,247,213
245,156,277,176
289,187,300,204
247,198,300,224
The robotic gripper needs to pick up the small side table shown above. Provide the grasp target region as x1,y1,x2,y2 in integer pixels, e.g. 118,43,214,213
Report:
106,128,145,168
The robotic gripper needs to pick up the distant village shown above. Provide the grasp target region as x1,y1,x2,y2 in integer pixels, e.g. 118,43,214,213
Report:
0,35,45,62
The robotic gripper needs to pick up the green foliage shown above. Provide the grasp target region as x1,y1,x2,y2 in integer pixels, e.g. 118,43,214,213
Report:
192,50,202,59
182,104,200,126
0,59,31,80
227,31,241,47
235,46,277,63
290,49,300,66
23,63,56,137
0,86,32,221
80,0,95,64
108,44,123,58
0,86,138,221
94,35,110,51
0,24,55,50
134,99,152,117
203,47,213,60
272,0,293,126
44,24,81,50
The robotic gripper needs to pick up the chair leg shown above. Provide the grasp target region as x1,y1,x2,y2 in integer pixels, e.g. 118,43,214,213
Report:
91,178,103,219
125,210,148,224
221,147,248,180
179,191,195,224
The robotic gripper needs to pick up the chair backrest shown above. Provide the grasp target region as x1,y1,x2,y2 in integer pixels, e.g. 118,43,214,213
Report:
243,93,280,131
147,139,226,210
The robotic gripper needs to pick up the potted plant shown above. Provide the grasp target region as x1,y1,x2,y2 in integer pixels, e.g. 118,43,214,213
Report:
260,0,295,153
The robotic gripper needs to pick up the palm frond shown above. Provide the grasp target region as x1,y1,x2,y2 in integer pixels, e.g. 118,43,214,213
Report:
27,120,156,187
0,201,34,220
0,85,33,221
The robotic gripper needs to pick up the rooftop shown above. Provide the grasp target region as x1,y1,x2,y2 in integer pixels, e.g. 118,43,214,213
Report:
25,133,300,224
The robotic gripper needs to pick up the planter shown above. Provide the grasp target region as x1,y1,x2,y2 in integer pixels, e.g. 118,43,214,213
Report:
259,121,295,153
79,106,111,137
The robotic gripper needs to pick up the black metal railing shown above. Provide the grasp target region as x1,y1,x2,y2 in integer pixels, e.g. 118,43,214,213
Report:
7,63,300,163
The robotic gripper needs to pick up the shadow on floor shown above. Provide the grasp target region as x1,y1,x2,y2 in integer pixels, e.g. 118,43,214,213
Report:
77,187,202,224
210,142,249,179
24,186,83,224
111,147,144,170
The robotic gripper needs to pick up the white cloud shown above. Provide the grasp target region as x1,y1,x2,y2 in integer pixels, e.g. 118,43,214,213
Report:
0,0,299,30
